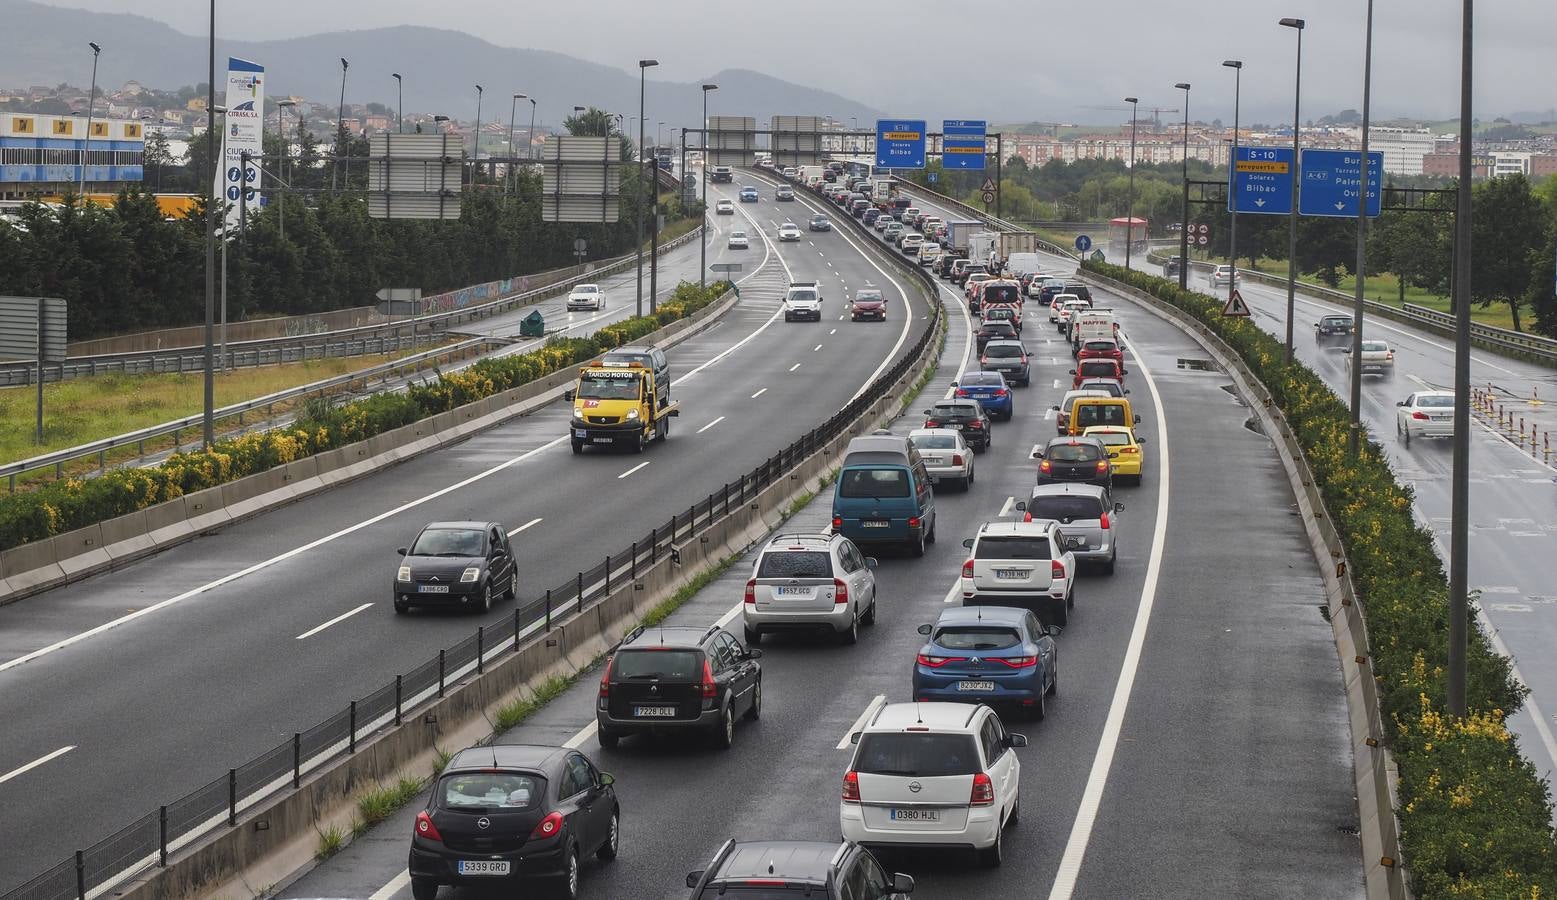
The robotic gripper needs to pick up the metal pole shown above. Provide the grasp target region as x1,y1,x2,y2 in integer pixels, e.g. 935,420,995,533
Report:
276,104,285,242
219,215,228,373
35,298,43,444
1125,98,1138,272
79,42,100,200
471,84,483,187
636,66,648,316
393,73,403,134
1348,0,1375,459
1177,83,1191,290
527,99,536,160
202,0,216,449
1225,61,1243,307
508,95,518,195
701,87,711,288
1447,0,1473,718
1282,19,1306,363
333,58,348,191
994,134,1003,221
650,164,660,313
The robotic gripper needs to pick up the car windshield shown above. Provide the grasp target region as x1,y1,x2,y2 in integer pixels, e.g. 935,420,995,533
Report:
410,528,484,557
912,433,960,450
855,291,884,302
789,290,817,303
439,772,543,812
984,344,1024,358
613,649,699,679
1079,362,1119,377
731,231,746,238
577,372,641,400
1416,395,1454,408
1074,405,1128,428
573,285,597,294
1088,431,1132,447
1029,495,1104,522
854,733,982,777
757,550,832,579
934,626,1023,651
975,535,1053,559
812,217,828,224
1362,341,1389,352
930,404,976,420
1084,341,1116,351
1047,442,1104,461
983,285,1021,305
839,467,910,498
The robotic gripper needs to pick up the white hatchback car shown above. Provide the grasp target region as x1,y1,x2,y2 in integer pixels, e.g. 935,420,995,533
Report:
908,428,975,492
1208,264,1240,287
961,520,1077,626
728,230,749,250
840,701,1026,867
777,222,801,242
743,532,877,646
716,199,735,215
565,283,605,311
1396,390,1454,444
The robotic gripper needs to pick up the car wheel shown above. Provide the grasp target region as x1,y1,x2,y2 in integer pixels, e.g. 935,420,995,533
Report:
745,677,763,720
1008,794,1021,829
711,704,735,750
477,583,493,614
597,727,619,749
394,599,409,615
1051,598,1070,628
862,599,877,626
1031,684,1046,721
1403,424,1412,445
503,572,517,601
744,625,762,647
1068,583,1077,610
968,465,976,486
979,824,1003,868
927,520,937,544
842,611,860,644
571,440,583,455
597,809,620,861
1047,656,1058,696
560,844,581,900
410,877,439,900
1102,551,1116,576
634,430,646,454
911,532,926,559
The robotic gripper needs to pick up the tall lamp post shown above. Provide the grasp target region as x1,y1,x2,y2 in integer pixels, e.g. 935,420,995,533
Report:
522,95,536,160
471,84,484,187
80,41,101,200
700,83,717,288
277,99,297,241
1124,96,1139,272
333,57,348,191
203,0,217,448
392,73,403,133
1447,0,1473,718
1280,17,1306,362
508,93,521,193
1175,83,1191,290
1223,60,1244,307
635,59,659,317
1348,0,1377,459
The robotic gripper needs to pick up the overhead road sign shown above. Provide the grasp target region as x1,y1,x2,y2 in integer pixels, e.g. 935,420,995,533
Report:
876,119,926,169
1222,288,1250,317
1299,149,1384,218
942,119,986,170
1228,146,1294,216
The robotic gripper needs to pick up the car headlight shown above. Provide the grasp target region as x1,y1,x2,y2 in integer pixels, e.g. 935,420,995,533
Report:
626,409,640,420
461,567,481,583
573,407,584,418
397,566,412,583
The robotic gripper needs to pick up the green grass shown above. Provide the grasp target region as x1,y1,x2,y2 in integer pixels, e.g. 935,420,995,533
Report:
492,672,578,734
314,822,348,861
431,746,454,777
899,327,947,413
641,555,736,628
357,776,424,826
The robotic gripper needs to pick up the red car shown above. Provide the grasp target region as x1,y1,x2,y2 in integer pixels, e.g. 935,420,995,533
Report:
1070,358,1127,389
1077,338,1124,365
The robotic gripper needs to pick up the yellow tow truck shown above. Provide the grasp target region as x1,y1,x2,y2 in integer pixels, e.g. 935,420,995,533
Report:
565,362,680,454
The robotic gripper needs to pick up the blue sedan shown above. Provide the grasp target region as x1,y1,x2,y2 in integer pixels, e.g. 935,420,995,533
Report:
739,186,760,202
913,606,1058,720
954,371,1014,421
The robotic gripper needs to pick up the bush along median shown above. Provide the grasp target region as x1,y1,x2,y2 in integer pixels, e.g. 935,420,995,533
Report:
0,281,731,552
1084,260,1557,898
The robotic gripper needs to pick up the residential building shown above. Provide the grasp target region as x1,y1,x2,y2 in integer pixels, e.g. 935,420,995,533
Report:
0,113,145,199
1363,126,1437,176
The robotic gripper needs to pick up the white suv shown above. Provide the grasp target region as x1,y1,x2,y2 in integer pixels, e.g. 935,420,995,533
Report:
961,521,1076,626
784,281,825,322
743,533,877,645
840,701,1026,867
1208,264,1240,287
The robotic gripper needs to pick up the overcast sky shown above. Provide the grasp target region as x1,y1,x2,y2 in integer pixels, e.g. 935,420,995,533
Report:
35,0,1556,125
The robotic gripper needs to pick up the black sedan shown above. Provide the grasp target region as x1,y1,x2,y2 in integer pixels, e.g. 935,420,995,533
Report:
975,320,1020,352
808,215,832,232
1316,314,1354,339
409,744,619,900
1034,436,1113,489
394,520,516,614
923,399,992,452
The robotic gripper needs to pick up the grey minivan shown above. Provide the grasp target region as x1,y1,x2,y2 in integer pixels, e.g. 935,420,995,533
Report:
1016,483,1123,574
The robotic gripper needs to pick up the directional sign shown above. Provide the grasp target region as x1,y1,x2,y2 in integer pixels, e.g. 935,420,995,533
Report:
1299,149,1384,218
1222,288,1251,317
711,263,743,273
875,119,926,170
1228,147,1294,216
1075,235,1093,253
942,119,987,170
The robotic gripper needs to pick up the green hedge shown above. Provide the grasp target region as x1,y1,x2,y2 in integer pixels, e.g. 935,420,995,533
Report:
1086,260,1556,898
0,281,731,552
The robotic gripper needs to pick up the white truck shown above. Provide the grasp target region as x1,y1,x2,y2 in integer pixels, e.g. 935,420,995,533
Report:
870,177,897,205
999,232,1040,257
1005,252,1042,279
944,220,985,253
967,231,1000,270
797,165,825,187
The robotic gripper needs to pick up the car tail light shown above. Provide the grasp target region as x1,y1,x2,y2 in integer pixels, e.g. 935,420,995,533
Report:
956,388,970,397
968,420,984,429
970,772,995,806
994,388,1008,397
415,810,443,842
1022,512,1033,523
529,811,564,841
917,653,967,668
834,577,849,605
925,420,940,428
842,771,861,803
1096,460,1109,472
598,657,613,698
701,658,718,699
1412,411,1430,421
961,559,974,579
908,517,922,530
1051,560,1065,580
832,516,843,530
1387,351,1395,360
952,454,964,466
744,579,757,605
1100,511,1111,530
993,655,1037,668
1039,459,1052,473
979,357,989,366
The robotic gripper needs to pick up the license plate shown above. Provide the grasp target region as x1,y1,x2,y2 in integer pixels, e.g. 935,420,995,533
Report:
995,569,1026,580
890,808,941,822
947,423,963,430
635,706,677,718
592,437,613,443
774,586,810,596
457,861,511,876
862,520,890,529
575,429,588,438
418,584,450,594
957,681,996,692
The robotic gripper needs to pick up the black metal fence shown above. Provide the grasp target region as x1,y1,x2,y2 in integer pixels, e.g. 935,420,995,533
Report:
2,190,943,900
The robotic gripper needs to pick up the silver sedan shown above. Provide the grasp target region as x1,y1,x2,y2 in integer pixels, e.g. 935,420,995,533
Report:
908,428,975,492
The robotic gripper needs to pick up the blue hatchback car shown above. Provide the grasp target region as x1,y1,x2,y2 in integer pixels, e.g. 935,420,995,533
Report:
913,606,1058,720
739,186,759,202
955,371,1014,421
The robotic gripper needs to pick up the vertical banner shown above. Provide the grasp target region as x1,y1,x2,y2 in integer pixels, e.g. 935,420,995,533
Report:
214,57,265,228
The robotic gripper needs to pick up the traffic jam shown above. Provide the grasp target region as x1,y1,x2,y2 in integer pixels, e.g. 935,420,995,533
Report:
400,165,1144,900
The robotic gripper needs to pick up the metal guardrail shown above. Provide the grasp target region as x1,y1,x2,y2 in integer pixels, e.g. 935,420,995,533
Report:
0,227,705,386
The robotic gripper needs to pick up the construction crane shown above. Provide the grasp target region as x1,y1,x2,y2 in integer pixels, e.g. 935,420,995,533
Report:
1078,105,1181,130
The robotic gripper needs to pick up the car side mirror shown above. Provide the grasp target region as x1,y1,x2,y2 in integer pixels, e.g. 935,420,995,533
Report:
563,390,576,402
865,557,879,568
892,873,916,894
397,547,408,556
1124,389,1131,394
1050,405,1060,411
1047,624,1063,637
686,872,704,889
1396,400,1407,406
917,624,933,635
1068,369,1077,375
1134,414,1141,424
1014,501,1028,512
949,382,959,388
1136,436,1148,444
599,772,615,787
1114,502,1125,513
923,409,933,416
1006,733,1029,748
850,731,861,745
746,648,763,659
1121,369,1129,375
961,538,975,549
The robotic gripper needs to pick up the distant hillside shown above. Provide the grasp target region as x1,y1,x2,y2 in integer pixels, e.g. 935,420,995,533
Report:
0,0,881,132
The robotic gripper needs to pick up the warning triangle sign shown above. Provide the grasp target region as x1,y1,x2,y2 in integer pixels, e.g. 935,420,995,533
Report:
981,177,996,192
1222,288,1251,317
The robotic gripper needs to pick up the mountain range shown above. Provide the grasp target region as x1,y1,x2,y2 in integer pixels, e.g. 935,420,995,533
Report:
0,0,882,133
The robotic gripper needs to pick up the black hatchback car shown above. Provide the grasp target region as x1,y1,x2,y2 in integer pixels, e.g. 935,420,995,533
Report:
687,839,914,899
409,744,618,900
596,624,762,750
975,320,1020,351
1034,436,1113,489
1316,314,1355,339
394,521,516,614
922,399,991,452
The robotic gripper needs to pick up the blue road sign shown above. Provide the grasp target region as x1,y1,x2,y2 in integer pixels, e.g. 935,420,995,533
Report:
1299,149,1384,218
942,119,987,170
1228,146,1294,215
876,119,927,170
1075,235,1093,253
927,171,938,184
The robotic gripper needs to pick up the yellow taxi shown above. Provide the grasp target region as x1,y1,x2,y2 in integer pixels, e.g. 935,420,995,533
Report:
1082,425,1145,485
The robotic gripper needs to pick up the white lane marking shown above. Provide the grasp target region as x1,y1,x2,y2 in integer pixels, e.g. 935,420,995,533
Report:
617,461,651,480
1048,328,1172,899
830,328,837,335
563,722,597,749
789,363,802,372
751,388,768,399
1044,408,1056,421
508,517,543,537
1053,378,1063,390
0,745,74,786
839,314,846,320
697,416,726,434
997,496,1016,517
296,603,374,640
813,343,824,352
368,870,410,900
837,695,887,750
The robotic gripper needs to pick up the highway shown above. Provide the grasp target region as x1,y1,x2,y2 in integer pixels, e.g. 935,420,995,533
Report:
279,180,1364,899
0,177,935,892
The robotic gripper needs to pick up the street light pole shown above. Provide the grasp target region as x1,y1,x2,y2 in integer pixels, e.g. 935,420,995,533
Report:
1175,83,1191,290
1348,0,1376,459
509,93,520,194
701,83,717,288
392,73,403,133
277,99,297,241
471,84,483,187
526,97,536,160
79,41,101,201
1447,0,1474,718
202,0,217,449
1280,17,1306,363
1223,60,1244,308
333,57,348,191
1124,97,1139,272
635,59,659,317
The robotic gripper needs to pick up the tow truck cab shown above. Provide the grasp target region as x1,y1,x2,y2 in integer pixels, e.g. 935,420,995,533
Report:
566,363,679,454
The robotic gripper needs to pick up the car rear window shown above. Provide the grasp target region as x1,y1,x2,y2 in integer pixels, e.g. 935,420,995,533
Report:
961,373,1003,386
1089,431,1132,447
1362,341,1388,352
1075,405,1128,427
1084,341,1117,351
1047,442,1103,461
411,528,484,557
984,344,1024,358
439,772,543,812
930,403,976,419
613,649,700,680
1028,495,1104,522
974,535,1052,560
854,733,982,777
912,434,959,450
757,550,832,579
1416,395,1454,408
934,626,1022,651
983,285,1021,305
1079,362,1119,377
701,889,816,899
1079,381,1124,397
839,467,910,498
